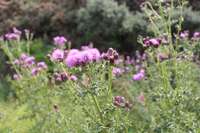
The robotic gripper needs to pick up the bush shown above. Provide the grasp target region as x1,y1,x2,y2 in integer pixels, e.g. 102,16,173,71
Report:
77,0,147,51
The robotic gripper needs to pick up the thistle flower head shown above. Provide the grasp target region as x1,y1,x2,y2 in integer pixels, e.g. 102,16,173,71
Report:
53,36,67,47
50,49,64,62
132,69,145,81
101,48,119,64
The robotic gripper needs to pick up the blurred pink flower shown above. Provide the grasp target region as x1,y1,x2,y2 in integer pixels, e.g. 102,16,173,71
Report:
50,49,64,62
132,69,145,81
53,36,67,47
112,67,123,77
137,92,145,105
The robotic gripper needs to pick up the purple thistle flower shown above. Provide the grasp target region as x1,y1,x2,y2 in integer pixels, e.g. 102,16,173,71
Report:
13,74,21,80
53,36,67,47
13,27,22,35
37,62,47,70
24,56,35,66
137,92,145,105
65,48,101,68
143,37,162,47
113,96,132,110
180,31,189,39
13,59,20,65
70,75,78,81
132,69,145,81
86,48,101,61
4,27,22,41
53,72,69,83
68,49,80,56
192,32,200,40
113,96,126,107
31,68,39,76
101,48,119,64
50,49,64,62
20,53,29,60
5,33,20,41
112,67,123,77
65,51,82,67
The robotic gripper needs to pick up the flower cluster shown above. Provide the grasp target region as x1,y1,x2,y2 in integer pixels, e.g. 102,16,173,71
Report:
13,74,22,80
132,69,145,81
53,36,67,48
14,53,35,68
193,32,200,39
65,48,101,68
112,67,123,77
143,36,168,47
14,53,47,76
179,31,189,39
101,48,119,64
49,49,66,62
31,61,48,76
4,27,22,41
179,30,200,41
113,96,132,110
53,71,77,83
143,37,162,47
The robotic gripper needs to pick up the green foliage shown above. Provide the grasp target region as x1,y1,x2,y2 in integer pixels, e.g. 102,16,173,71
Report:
77,0,147,50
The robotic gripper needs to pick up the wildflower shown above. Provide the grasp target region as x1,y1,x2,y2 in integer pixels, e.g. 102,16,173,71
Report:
65,48,101,68
125,56,134,65
50,49,64,62
192,32,200,40
81,45,92,50
101,48,119,64
137,92,145,105
37,62,47,70
143,37,162,47
53,36,67,47
53,72,69,83
113,96,132,110
17,54,35,68
141,53,147,61
70,75,78,81
13,59,20,65
65,51,82,67
5,27,21,41
31,68,39,76
20,53,29,61
112,67,123,77
13,74,21,80
24,56,35,66
180,31,189,39
86,48,101,61
13,27,22,35
5,33,20,41
132,69,145,81
113,96,126,107
68,49,80,56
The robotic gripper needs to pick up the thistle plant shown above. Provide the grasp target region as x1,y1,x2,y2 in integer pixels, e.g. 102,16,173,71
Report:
0,0,200,133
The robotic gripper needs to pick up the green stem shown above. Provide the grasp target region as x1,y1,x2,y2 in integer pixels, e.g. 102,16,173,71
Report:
91,95,104,124
108,65,113,100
